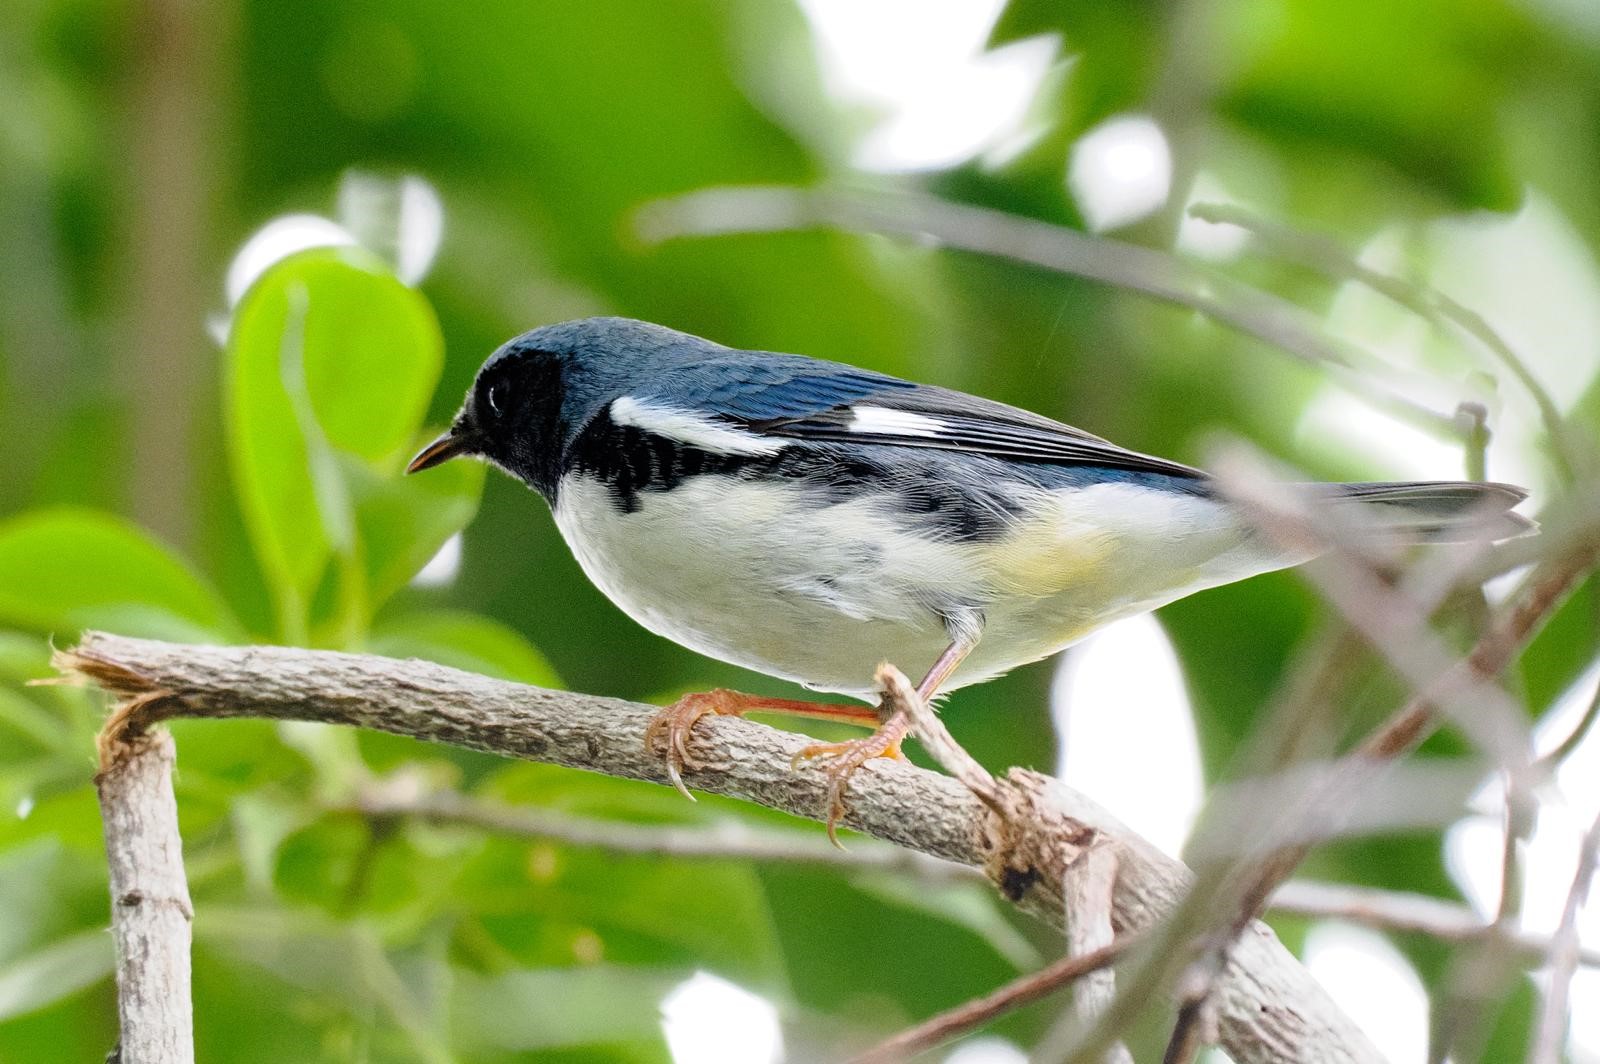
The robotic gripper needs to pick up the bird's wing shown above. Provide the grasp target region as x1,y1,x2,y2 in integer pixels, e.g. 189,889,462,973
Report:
622,353,1207,480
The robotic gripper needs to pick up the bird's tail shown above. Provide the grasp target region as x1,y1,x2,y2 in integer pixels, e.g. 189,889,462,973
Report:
1326,481,1535,543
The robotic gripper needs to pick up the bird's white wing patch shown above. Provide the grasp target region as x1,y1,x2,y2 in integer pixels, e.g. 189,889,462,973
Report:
610,396,786,456
847,405,944,438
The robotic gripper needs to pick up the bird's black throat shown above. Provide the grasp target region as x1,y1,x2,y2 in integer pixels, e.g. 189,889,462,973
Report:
472,348,570,500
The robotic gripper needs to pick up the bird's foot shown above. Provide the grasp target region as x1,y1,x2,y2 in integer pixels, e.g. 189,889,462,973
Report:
791,710,911,847
645,688,746,801
646,689,881,801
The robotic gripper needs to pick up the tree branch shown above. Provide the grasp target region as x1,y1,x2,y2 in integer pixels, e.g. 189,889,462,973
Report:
350,783,1600,968
1270,880,1600,968
1061,839,1133,1064
1186,201,1578,481
1527,806,1600,1063
1129,458,1592,1062
343,776,980,884
60,631,1383,1064
95,694,195,1064
850,937,1135,1064
634,186,1463,441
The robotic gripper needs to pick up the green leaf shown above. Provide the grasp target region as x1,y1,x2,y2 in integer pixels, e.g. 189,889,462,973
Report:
0,632,51,683
0,508,235,641
449,965,674,1053
0,931,113,1021
0,839,101,962
991,0,1526,212
196,907,455,1063
348,454,484,610
1218,0,1527,211
370,609,560,687
448,778,786,989
0,688,70,752
850,874,1040,971
224,248,445,635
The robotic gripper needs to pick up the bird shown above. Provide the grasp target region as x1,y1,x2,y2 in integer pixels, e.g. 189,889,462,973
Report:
408,316,1532,836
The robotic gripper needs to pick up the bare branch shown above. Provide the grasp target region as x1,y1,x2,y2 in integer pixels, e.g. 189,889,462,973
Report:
1269,880,1600,968
95,694,195,1064
634,186,1463,441
877,661,1000,809
849,938,1135,1064
1214,451,1534,768
1528,808,1600,1064
1062,841,1132,1064
1361,547,1597,761
1127,456,1577,1062
1534,670,1600,777
59,631,1384,1064
1048,457,1591,1064
344,775,980,884
1187,201,1578,480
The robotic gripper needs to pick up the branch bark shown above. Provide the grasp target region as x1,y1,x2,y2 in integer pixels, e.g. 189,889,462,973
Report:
61,631,1382,1064
1061,839,1133,1064
96,696,195,1064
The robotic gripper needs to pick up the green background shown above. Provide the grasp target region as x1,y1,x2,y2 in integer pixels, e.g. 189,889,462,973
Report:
1,0,1598,1059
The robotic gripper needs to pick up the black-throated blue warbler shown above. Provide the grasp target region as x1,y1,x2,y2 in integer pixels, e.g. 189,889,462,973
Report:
409,316,1531,832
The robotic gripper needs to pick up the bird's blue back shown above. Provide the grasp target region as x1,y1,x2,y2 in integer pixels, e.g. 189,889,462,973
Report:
494,317,1209,501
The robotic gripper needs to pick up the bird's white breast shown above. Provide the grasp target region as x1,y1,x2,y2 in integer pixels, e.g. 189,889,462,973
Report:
551,472,1292,697
553,472,989,696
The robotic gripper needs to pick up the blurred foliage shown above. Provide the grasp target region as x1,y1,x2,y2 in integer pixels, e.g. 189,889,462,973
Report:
2,0,1599,1060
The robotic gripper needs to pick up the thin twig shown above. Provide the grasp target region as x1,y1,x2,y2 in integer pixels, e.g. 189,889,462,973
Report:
59,632,1385,1064
1145,458,1562,1057
1534,669,1600,777
876,661,1000,809
344,778,980,884
1215,453,1534,768
1163,987,1218,1064
1188,201,1579,481
1527,807,1600,1063
635,186,1463,440
351,775,1600,972
1052,630,1347,1061
1065,460,1588,1064
1219,452,1547,1062
1361,547,1597,761
1268,880,1600,968
849,937,1136,1064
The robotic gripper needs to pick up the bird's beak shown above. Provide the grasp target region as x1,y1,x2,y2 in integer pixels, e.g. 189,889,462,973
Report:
407,428,473,474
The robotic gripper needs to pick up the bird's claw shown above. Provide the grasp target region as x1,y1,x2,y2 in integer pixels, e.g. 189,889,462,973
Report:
791,725,906,847
645,691,733,801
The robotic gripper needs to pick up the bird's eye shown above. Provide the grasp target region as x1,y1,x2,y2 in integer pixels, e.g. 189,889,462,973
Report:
486,379,508,417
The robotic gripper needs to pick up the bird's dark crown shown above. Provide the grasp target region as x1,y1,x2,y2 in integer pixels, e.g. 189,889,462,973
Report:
449,317,726,497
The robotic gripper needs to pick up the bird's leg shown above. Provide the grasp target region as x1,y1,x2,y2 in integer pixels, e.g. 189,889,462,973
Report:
793,640,973,845
646,688,881,800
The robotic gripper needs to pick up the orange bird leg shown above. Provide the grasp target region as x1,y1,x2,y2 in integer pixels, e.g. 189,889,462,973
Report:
793,640,974,845
645,688,880,800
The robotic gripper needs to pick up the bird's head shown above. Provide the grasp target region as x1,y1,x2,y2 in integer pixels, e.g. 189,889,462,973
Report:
407,316,715,497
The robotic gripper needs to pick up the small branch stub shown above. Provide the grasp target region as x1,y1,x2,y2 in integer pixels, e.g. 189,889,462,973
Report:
96,700,194,1064
1064,839,1134,1064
